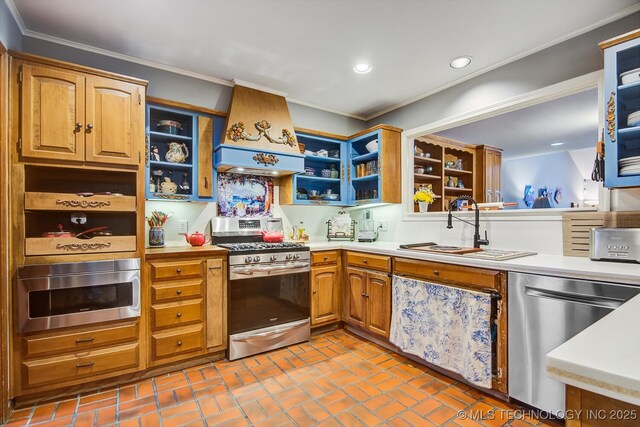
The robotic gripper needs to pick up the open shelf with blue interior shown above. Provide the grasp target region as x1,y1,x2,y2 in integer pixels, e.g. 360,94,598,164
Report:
291,132,348,205
603,33,640,188
348,129,382,204
146,104,197,200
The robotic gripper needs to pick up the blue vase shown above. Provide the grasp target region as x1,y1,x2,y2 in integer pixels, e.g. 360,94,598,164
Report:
149,227,165,247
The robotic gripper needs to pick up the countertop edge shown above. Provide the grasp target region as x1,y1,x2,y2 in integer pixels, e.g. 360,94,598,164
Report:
145,245,228,259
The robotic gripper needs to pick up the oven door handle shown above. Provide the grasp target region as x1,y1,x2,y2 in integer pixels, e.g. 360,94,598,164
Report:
231,319,310,343
257,262,310,273
230,266,255,275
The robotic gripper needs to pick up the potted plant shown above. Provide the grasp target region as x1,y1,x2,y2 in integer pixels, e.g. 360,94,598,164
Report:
413,186,435,213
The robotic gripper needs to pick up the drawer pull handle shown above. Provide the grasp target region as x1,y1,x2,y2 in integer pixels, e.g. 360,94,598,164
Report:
363,259,368,263
176,312,182,318
433,270,440,275
76,361,95,368
176,289,182,295
75,337,95,344
177,340,183,346
323,256,328,261
176,268,182,273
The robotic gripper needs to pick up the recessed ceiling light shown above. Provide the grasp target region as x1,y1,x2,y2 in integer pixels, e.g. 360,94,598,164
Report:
449,56,472,69
354,63,372,74
550,142,564,146
237,167,245,172
271,170,279,175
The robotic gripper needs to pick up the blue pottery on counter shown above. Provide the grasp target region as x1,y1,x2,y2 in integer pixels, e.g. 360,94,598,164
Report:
149,227,165,247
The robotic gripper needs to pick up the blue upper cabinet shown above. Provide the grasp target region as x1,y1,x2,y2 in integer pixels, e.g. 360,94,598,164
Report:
145,103,222,201
280,131,348,206
602,31,640,188
279,125,402,206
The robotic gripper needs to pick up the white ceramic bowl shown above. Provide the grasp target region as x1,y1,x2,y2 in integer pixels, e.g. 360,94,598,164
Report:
621,67,640,85
365,140,379,153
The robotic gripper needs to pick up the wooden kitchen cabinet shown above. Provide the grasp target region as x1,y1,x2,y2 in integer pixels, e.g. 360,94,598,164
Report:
311,264,340,325
14,54,145,166
475,145,502,203
310,250,341,326
145,253,227,366
17,320,141,394
345,251,392,338
565,385,640,427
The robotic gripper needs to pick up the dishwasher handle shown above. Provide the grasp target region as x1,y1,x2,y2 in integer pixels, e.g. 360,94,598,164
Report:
525,286,625,309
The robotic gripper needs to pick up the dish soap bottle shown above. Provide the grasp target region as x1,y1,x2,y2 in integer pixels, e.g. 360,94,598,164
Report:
297,221,305,241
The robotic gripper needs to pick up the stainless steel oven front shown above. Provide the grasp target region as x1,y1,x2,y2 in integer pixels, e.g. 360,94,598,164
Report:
17,258,141,333
228,253,310,360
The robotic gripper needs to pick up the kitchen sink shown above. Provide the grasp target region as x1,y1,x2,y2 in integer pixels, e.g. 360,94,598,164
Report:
398,243,536,260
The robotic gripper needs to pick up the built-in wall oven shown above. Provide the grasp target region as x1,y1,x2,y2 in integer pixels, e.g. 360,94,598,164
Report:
17,258,141,333
212,218,311,360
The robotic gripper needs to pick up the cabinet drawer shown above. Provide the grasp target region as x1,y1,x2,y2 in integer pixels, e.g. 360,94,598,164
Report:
346,252,391,272
311,250,340,265
152,299,203,330
151,260,203,280
152,325,204,359
23,322,138,358
151,280,203,303
394,257,503,290
25,236,136,256
25,192,137,212
23,343,139,388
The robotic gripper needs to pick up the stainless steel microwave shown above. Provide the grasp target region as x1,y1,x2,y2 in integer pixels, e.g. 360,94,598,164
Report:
17,258,141,333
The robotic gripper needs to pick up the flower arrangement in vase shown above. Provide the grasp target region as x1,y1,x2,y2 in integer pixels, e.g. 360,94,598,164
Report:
413,186,435,213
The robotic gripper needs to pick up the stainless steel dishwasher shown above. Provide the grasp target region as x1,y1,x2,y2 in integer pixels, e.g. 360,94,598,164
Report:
508,272,640,416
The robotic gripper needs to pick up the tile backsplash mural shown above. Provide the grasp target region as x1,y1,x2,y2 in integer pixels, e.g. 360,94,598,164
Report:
217,173,274,217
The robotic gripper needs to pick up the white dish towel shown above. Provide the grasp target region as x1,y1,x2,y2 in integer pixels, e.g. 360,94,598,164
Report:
389,275,493,388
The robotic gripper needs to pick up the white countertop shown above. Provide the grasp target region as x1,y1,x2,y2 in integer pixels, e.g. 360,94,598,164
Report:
306,241,640,285
547,294,640,406
309,240,640,406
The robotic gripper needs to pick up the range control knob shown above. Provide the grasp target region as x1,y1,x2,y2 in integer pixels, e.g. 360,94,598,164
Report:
254,256,261,262
244,256,253,263
293,253,300,259
286,254,293,260
270,255,278,261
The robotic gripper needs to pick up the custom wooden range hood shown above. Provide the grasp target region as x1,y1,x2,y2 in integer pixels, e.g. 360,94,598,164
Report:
214,85,304,175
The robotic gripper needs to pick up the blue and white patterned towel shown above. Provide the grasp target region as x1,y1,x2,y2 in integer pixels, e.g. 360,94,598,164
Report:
389,275,492,388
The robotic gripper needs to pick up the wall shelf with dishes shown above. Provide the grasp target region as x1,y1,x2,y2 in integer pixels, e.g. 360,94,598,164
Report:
280,125,402,206
412,135,476,212
601,31,640,188
145,103,221,201
287,132,347,205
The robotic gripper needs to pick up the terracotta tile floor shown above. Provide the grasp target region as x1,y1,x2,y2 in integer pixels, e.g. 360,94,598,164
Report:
5,329,555,427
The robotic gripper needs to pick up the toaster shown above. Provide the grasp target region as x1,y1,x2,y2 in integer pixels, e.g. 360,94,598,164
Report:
590,228,640,263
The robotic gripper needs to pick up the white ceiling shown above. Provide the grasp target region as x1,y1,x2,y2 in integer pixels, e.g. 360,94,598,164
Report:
435,88,599,159
7,0,639,119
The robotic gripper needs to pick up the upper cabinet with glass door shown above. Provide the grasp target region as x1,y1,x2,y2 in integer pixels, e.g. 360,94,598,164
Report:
13,53,147,167
601,30,640,188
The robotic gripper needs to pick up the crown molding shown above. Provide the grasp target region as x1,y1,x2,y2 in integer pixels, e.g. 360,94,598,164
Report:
232,79,287,97
6,0,639,122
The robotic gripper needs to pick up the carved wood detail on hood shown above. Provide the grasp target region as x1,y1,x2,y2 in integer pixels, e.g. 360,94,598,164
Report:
222,85,300,154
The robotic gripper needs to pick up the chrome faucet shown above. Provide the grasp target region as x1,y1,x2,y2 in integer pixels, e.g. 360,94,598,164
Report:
447,195,489,249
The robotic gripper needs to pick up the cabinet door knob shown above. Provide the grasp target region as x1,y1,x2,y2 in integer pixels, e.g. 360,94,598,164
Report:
176,268,182,273
323,256,328,261
75,122,83,131
176,312,182,318
86,123,94,132
363,259,368,263
361,292,367,297
177,340,182,346
433,270,439,275
176,289,182,295
313,291,317,295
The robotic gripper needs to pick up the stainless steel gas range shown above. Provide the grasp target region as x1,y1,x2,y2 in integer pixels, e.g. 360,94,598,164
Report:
211,218,311,360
